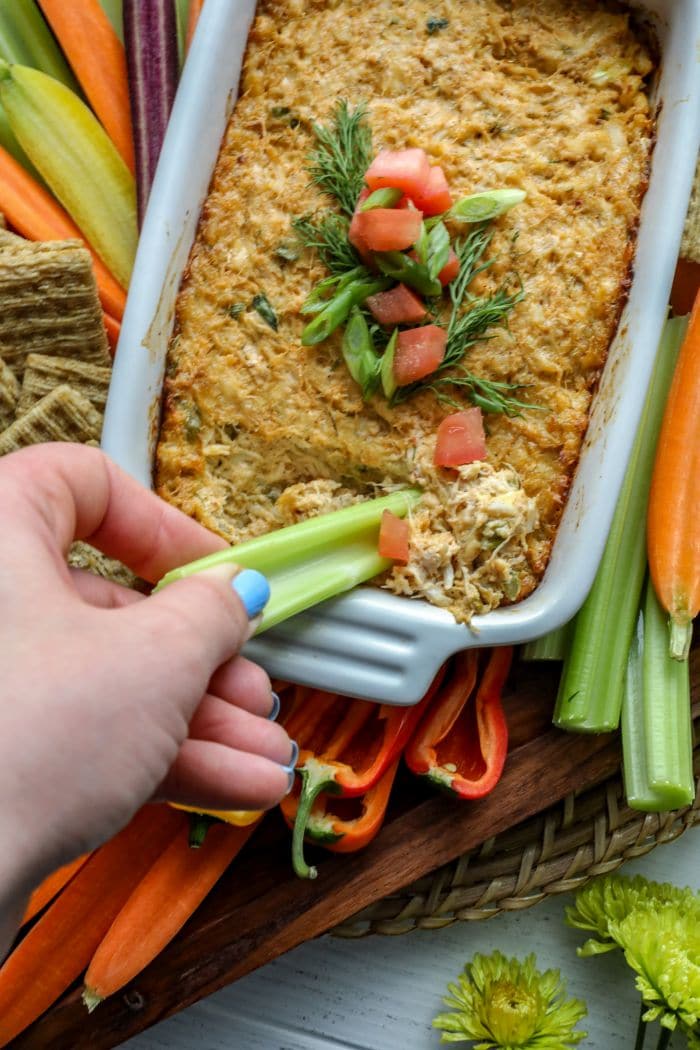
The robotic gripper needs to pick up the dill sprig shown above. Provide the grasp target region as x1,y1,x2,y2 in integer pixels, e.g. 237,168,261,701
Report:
292,213,361,275
428,369,542,417
394,226,529,413
308,101,373,217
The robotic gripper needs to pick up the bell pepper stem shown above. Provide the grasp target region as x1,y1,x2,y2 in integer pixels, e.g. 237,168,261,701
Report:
291,758,341,880
188,813,217,849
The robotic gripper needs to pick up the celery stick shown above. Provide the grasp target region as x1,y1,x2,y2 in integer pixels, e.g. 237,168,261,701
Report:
641,575,695,807
98,0,124,44
621,608,667,810
156,489,422,631
554,317,688,733
521,619,574,661
0,0,80,92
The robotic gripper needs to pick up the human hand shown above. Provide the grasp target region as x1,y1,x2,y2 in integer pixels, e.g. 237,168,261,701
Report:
0,443,294,906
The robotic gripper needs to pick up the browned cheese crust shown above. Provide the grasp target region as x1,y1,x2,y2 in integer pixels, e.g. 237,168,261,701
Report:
156,0,654,622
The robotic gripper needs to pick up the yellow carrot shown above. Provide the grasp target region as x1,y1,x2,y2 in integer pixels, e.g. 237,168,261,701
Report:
0,60,137,286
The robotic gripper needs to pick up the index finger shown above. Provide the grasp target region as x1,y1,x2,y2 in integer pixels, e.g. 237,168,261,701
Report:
0,443,228,582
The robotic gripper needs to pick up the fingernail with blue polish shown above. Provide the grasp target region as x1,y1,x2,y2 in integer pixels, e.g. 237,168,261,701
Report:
286,769,296,795
231,569,270,619
268,691,281,721
281,739,299,774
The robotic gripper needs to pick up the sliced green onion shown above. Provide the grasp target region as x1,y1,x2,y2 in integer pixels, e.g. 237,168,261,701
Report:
415,220,429,266
251,292,278,331
156,489,422,632
553,317,688,733
342,307,380,399
426,220,450,281
300,266,367,316
380,327,398,399
450,188,526,224
360,187,403,211
0,0,80,91
375,251,441,297
521,620,573,661
301,277,390,345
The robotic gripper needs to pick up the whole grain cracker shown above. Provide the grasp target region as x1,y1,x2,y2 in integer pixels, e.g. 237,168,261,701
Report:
68,540,144,592
0,239,110,376
18,353,111,415
0,384,102,455
0,355,20,429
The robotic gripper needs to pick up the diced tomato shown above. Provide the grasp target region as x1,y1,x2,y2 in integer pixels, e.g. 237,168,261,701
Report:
393,325,447,385
366,284,427,326
438,249,460,286
365,148,431,200
349,189,375,266
354,208,423,252
434,408,487,468
378,510,410,563
410,165,452,217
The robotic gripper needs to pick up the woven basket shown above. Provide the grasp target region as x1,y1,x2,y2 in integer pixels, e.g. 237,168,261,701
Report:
333,727,699,938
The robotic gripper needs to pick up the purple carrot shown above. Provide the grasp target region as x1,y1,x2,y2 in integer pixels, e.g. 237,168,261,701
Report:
123,0,179,226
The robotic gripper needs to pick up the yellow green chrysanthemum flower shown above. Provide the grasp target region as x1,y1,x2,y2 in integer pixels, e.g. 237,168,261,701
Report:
432,951,587,1048
565,874,700,957
608,903,700,1039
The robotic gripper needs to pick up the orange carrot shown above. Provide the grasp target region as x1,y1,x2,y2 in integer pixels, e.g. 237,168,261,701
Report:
0,144,127,320
0,805,184,1047
647,288,700,660
20,854,91,928
103,312,121,354
83,817,261,1008
186,0,205,50
671,258,700,317
37,0,135,174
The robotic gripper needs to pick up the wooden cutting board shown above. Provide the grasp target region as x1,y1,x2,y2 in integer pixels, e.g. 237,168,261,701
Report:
12,647,700,1049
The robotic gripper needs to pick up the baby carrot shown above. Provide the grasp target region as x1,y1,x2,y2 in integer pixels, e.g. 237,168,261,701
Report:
0,143,127,319
20,853,91,927
83,818,260,1009
647,289,700,659
0,805,183,1047
38,0,135,173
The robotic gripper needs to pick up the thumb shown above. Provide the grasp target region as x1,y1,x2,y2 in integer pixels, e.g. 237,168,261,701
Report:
122,564,270,712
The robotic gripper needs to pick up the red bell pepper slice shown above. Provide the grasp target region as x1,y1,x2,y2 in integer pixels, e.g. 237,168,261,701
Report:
282,668,447,878
405,647,512,798
280,759,399,855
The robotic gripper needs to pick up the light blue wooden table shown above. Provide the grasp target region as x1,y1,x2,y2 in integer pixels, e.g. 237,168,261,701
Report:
127,825,699,1050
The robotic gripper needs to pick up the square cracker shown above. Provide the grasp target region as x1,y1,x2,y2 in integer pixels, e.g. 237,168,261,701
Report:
0,384,102,456
18,353,111,415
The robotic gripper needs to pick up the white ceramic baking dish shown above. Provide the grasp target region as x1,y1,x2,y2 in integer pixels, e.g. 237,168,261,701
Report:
102,0,700,705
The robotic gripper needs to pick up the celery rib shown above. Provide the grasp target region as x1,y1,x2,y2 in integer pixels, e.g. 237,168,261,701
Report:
622,578,695,811
553,317,688,733
521,620,573,662
156,489,422,633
